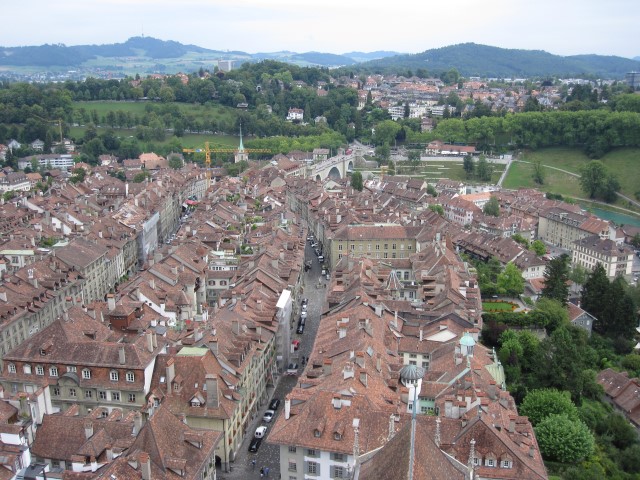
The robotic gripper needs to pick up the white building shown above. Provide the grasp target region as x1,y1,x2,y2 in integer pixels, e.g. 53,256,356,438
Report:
571,235,634,278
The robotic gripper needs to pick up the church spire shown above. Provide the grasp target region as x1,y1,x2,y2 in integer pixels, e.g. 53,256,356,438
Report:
238,123,245,152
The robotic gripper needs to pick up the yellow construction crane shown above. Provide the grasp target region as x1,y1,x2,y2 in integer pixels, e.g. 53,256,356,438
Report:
182,127,270,180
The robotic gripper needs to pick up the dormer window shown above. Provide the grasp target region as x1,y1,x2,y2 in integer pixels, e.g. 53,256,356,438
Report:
35,365,44,376
23,364,32,375
485,454,496,467
314,429,321,437
126,372,135,383
110,370,119,381
501,457,513,468
191,399,201,407
82,368,91,379
334,432,342,441
7,364,16,374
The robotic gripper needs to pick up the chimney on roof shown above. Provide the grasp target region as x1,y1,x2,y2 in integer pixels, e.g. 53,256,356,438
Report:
323,359,332,375
209,338,218,355
355,352,365,368
107,294,115,311
206,374,219,408
119,345,126,365
232,320,240,335
285,398,291,420
149,278,155,290
508,416,516,433
166,358,175,395
359,372,368,387
84,420,93,439
332,395,342,409
133,411,143,436
139,452,151,480
146,331,154,353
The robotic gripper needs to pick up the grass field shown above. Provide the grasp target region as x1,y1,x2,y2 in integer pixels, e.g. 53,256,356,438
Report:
503,147,640,201
482,301,518,311
396,159,505,184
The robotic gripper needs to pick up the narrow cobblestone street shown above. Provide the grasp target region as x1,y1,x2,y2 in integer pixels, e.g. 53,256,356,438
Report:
218,237,326,480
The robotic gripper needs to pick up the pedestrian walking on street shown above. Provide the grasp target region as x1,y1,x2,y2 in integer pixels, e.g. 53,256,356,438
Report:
265,466,270,477
260,467,264,477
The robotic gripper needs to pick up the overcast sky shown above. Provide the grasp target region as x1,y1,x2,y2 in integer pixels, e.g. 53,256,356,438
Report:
3,0,639,59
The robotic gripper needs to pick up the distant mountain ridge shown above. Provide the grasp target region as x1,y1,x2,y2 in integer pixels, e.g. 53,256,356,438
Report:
358,43,640,78
0,37,637,78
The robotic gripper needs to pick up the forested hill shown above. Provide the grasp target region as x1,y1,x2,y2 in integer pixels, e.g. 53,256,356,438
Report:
0,36,223,67
358,43,640,78
1,37,637,77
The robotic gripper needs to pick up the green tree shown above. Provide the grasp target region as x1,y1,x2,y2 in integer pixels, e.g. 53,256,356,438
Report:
511,233,530,248
496,262,524,297
483,196,500,217
568,264,588,293
428,204,444,216
533,297,569,333
579,160,620,202
133,172,149,183
476,155,493,181
350,171,363,191
541,254,570,305
463,155,475,178
535,414,595,463
168,155,183,169
426,184,437,197
69,167,86,184
532,159,545,185
581,263,611,330
375,144,390,162
530,239,546,256
520,388,579,426
621,354,640,377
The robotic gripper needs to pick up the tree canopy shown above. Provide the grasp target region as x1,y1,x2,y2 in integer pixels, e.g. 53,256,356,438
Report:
535,414,595,463
541,254,570,305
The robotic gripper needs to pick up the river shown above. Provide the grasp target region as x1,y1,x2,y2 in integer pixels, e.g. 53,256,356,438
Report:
579,204,640,228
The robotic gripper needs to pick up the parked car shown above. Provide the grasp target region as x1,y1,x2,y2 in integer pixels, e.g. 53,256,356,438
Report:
263,409,276,422
249,437,262,452
301,298,308,306
318,255,325,263
269,398,281,410
311,242,318,248
255,426,267,438
292,339,301,350
287,363,299,375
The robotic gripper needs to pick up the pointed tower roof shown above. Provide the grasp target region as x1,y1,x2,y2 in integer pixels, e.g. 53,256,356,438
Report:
238,123,245,152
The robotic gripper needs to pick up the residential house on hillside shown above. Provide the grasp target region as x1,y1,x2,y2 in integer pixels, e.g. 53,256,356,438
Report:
597,369,640,428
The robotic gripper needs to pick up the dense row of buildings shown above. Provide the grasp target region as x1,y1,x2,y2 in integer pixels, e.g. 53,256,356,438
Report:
0,143,637,478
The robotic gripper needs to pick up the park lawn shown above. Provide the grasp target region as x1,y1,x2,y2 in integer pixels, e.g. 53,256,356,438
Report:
416,161,504,184
502,160,584,198
514,147,640,201
482,301,517,311
68,125,240,152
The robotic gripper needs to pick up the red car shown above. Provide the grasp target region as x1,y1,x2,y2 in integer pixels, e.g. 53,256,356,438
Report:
292,340,301,350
